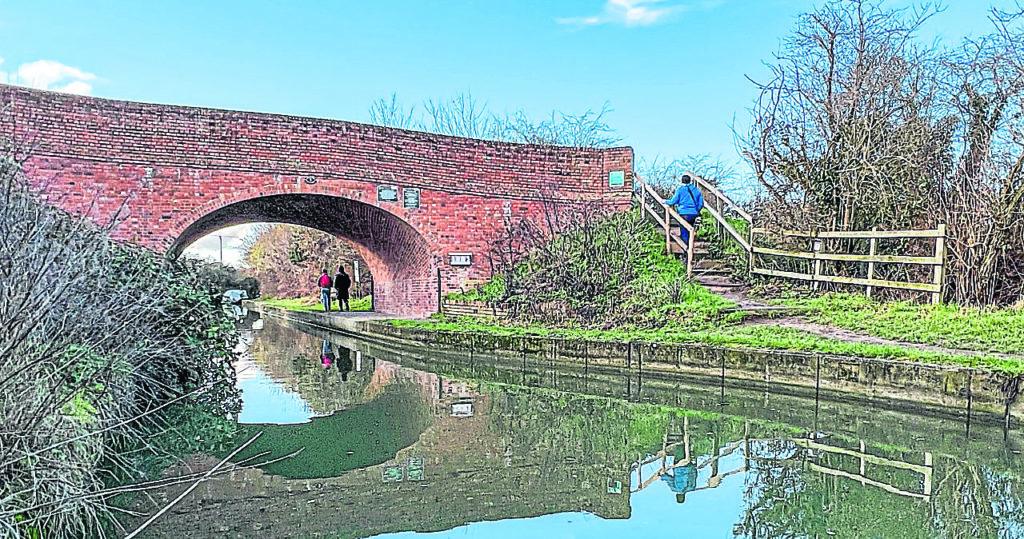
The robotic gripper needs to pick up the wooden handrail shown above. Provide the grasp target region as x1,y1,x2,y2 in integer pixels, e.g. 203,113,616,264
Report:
636,175,696,237
679,171,751,252
691,172,753,223
775,228,946,239
633,174,696,277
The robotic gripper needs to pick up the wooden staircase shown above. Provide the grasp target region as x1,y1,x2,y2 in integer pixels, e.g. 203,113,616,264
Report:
688,241,749,296
636,174,751,298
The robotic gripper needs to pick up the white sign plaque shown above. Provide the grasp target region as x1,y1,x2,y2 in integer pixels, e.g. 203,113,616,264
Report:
448,253,473,266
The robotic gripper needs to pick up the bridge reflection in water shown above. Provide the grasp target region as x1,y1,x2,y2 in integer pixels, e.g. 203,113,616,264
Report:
137,315,1023,539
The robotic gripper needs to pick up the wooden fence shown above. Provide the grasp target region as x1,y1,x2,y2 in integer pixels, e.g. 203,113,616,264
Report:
633,170,949,304
750,225,947,304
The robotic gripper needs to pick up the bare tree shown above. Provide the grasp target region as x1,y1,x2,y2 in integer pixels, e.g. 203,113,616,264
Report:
637,154,739,197
937,5,1024,304
491,103,621,148
368,93,418,130
366,92,620,148
739,0,948,233
422,92,495,139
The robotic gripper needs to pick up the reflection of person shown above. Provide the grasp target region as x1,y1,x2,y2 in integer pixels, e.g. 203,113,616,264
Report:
320,340,333,368
335,346,354,381
662,461,697,504
318,269,333,312
664,174,705,245
334,266,352,311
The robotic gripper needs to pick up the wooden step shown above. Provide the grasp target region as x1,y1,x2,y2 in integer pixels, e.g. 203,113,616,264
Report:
695,276,746,288
669,243,709,256
694,268,733,278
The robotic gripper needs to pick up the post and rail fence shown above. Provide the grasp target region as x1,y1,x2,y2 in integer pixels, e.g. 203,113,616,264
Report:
750,226,947,304
632,171,948,304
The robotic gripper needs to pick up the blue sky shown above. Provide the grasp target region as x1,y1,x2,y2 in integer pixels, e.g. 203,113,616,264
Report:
0,0,1016,263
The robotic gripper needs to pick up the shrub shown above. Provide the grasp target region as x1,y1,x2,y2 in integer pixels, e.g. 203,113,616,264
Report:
0,160,240,538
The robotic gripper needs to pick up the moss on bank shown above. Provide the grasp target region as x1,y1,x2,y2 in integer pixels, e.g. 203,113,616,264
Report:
387,317,1023,375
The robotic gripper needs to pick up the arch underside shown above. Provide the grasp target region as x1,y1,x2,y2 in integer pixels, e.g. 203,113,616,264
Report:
169,194,436,315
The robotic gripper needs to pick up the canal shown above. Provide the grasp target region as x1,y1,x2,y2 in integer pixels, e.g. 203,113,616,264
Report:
138,314,1024,538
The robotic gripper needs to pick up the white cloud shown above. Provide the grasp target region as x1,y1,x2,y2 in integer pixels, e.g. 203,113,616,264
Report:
2,59,96,95
558,0,722,28
55,80,93,95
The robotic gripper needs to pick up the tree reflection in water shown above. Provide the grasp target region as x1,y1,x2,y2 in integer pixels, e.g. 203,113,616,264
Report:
150,315,1024,538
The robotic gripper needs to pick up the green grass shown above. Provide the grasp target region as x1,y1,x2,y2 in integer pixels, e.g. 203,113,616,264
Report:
772,293,1024,355
259,295,373,312
388,316,1024,374
350,295,372,311
444,275,506,303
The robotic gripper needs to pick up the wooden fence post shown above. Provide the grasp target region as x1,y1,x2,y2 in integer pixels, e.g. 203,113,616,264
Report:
923,452,933,496
686,227,695,278
714,196,722,237
932,223,947,305
812,232,822,291
748,227,755,273
866,227,877,299
665,205,671,256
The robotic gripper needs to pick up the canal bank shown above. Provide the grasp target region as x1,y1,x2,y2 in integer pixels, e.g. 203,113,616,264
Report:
249,302,1024,424
137,312,1024,539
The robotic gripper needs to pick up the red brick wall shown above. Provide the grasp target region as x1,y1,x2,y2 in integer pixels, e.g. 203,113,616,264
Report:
1,85,633,316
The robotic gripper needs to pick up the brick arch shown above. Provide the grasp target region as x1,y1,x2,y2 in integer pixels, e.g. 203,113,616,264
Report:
1,84,634,318
168,191,436,316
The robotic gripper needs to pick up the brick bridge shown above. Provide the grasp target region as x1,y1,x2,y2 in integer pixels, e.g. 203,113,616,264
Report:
1,85,633,316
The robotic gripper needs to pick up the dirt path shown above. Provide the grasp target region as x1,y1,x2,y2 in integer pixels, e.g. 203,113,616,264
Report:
708,285,1024,362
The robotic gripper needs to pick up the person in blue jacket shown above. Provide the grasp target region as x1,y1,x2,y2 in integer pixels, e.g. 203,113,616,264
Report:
665,174,705,245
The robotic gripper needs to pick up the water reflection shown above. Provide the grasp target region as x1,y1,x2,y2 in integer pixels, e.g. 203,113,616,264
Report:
139,315,1024,538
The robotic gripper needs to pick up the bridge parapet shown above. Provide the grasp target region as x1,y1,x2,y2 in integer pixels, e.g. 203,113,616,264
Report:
1,85,633,316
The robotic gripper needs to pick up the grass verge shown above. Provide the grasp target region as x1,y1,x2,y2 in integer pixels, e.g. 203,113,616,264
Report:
258,295,373,312
769,293,1024,355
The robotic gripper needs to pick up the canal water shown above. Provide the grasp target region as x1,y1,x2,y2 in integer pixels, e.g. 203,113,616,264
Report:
143,314,1024,538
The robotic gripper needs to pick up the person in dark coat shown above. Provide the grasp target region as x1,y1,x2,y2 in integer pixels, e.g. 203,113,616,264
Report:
334,265,352,311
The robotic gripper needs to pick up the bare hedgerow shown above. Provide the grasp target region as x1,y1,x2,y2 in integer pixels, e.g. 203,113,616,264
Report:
739,0,1024,305
936,5,1024,305
739,0,949,235
0,150,240,536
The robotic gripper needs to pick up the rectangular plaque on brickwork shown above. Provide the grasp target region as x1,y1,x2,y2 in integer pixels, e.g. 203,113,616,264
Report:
381,466,404,483
403,188,420,209
609,170,625,187
378,185,399,202
407,457,425,481
448,253,472,267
